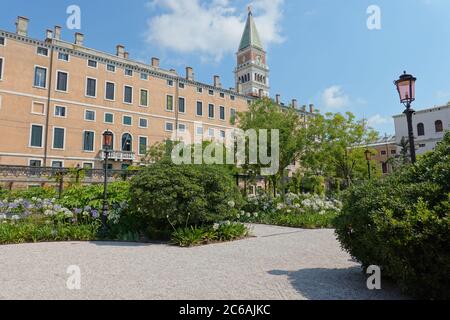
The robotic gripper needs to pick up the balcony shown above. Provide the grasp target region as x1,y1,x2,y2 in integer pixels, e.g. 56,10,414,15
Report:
100,150,136,162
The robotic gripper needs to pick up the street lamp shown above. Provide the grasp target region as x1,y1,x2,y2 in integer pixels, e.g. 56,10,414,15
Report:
365,149,372,180
394,71,417,164
102,130,114,233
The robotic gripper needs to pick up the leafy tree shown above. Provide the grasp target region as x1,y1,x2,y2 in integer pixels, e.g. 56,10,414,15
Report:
237,97,308,195
302,112,379,187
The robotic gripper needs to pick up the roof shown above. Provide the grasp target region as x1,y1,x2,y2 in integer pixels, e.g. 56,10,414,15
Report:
239,10,264,51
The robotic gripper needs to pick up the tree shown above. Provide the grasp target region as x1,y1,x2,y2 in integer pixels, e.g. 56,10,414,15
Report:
238,97,308,195
302,112,379,187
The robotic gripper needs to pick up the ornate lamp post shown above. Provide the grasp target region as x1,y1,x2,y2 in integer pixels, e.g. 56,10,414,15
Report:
365,149,372,180
102,130,114,232
394,71,417,164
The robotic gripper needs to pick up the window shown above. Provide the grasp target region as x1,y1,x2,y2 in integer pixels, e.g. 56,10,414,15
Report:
125,69,133,77
86,78,97,97
391,150,397,155
220,130,226,139
0,37,4,46
52,161,63,168
196,101,203,116
381,151,387,156
179,82,185,89
435,120,444,133
197,87,203,94
230,108,236,125
230,95,235,101
219,106,225,120
53,127,65,149
124,86,133,104
31,101,45,115
166,95,174,111
0,57,3,80
139,137,148,155
37,47,48,56
419,143,426,148
382,162,388,174
56,71,68,92
178,97,185,113
107,64,116,72
104,113,114,124
29,159,42,167
220,93,225,99
105,82,115,101
165,122,174,132
140,73,148,80
87,59,97,68
122,115,132,126
30,125,43,147
58,52,69,61
85,110,95,121
83,162,93,170
34,67,47,88
178,123,186,133
139,118,148,128
196,127,204,136
208,90,214,96
208,128,215,137
417,123,425,136
83,131,95,152
122,133,132,152
208,104,215,118
54,106,66,117
167,79,174,87
140,89,148,107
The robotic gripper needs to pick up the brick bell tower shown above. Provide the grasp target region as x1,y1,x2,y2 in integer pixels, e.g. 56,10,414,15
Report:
235,6,270,97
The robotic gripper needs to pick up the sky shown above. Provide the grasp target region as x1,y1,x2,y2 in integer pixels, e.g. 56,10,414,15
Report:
1,0,450,135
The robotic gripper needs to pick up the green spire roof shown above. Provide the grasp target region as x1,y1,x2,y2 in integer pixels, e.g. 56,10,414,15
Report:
239,10,264,51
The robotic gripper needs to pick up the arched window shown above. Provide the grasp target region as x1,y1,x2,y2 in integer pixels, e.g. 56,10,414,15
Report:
435,120,443,133
121,133,132,152
417,123,425,136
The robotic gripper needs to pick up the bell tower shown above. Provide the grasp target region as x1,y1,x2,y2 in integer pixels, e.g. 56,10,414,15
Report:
235,7,270,97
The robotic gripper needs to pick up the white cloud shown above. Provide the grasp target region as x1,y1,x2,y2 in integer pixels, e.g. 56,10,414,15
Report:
367,114,392,127
321,85,350,109
145,0,285,62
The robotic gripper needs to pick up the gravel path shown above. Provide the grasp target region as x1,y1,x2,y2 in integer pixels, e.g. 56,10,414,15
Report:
0,224,407,300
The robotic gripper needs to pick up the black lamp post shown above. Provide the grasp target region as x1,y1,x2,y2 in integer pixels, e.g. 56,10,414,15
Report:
102,130,114,232
395,71,417,164
365,149,372,180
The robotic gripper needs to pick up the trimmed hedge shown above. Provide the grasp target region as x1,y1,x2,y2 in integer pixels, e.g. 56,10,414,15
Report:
335,132,450,299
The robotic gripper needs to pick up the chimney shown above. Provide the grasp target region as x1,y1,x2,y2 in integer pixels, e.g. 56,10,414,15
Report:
46,29,53,40
116,45,125,58
54,26,62,40
259,89,264,98
302,105,307,112
151,57,160,68
16,16,29,37
275,94,281,105
186,67,194,81
74,32,84,46
292,99,298,109
309,104,315,113
124,52,129,59
214,75,222,88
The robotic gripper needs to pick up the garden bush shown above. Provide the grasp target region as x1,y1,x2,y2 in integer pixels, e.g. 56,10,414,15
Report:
129,161,243,235
335,132,450,299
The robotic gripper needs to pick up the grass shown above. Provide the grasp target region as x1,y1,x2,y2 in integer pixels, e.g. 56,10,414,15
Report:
249,211,336,229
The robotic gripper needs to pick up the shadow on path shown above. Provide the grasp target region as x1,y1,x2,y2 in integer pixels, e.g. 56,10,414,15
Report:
268,267,407,300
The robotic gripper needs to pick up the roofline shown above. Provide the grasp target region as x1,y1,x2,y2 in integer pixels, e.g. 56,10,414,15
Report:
393,104,450,118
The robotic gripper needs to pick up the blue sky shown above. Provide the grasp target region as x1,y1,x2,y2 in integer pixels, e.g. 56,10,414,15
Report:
1,0,450,134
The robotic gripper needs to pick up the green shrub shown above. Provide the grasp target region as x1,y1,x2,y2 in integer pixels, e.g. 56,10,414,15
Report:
335,132,450,299
129,161,243,234
8,186,57,201
59,182,129,210
171,223,248,247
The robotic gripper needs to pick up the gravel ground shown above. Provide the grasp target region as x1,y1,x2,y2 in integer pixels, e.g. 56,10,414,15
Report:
0,224,407,300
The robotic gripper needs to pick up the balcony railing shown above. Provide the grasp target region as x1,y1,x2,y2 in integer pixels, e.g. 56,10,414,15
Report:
100,150,136,161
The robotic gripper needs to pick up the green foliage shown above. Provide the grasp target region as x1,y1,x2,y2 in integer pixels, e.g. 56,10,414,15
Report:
335,132,450,299
259,211,336,229
171,223,248,247
7,186,57,201
129,161,243,234
58,182,129,210
0,218,100,244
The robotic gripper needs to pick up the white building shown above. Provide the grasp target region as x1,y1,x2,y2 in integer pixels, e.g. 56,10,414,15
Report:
393,104,450,154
